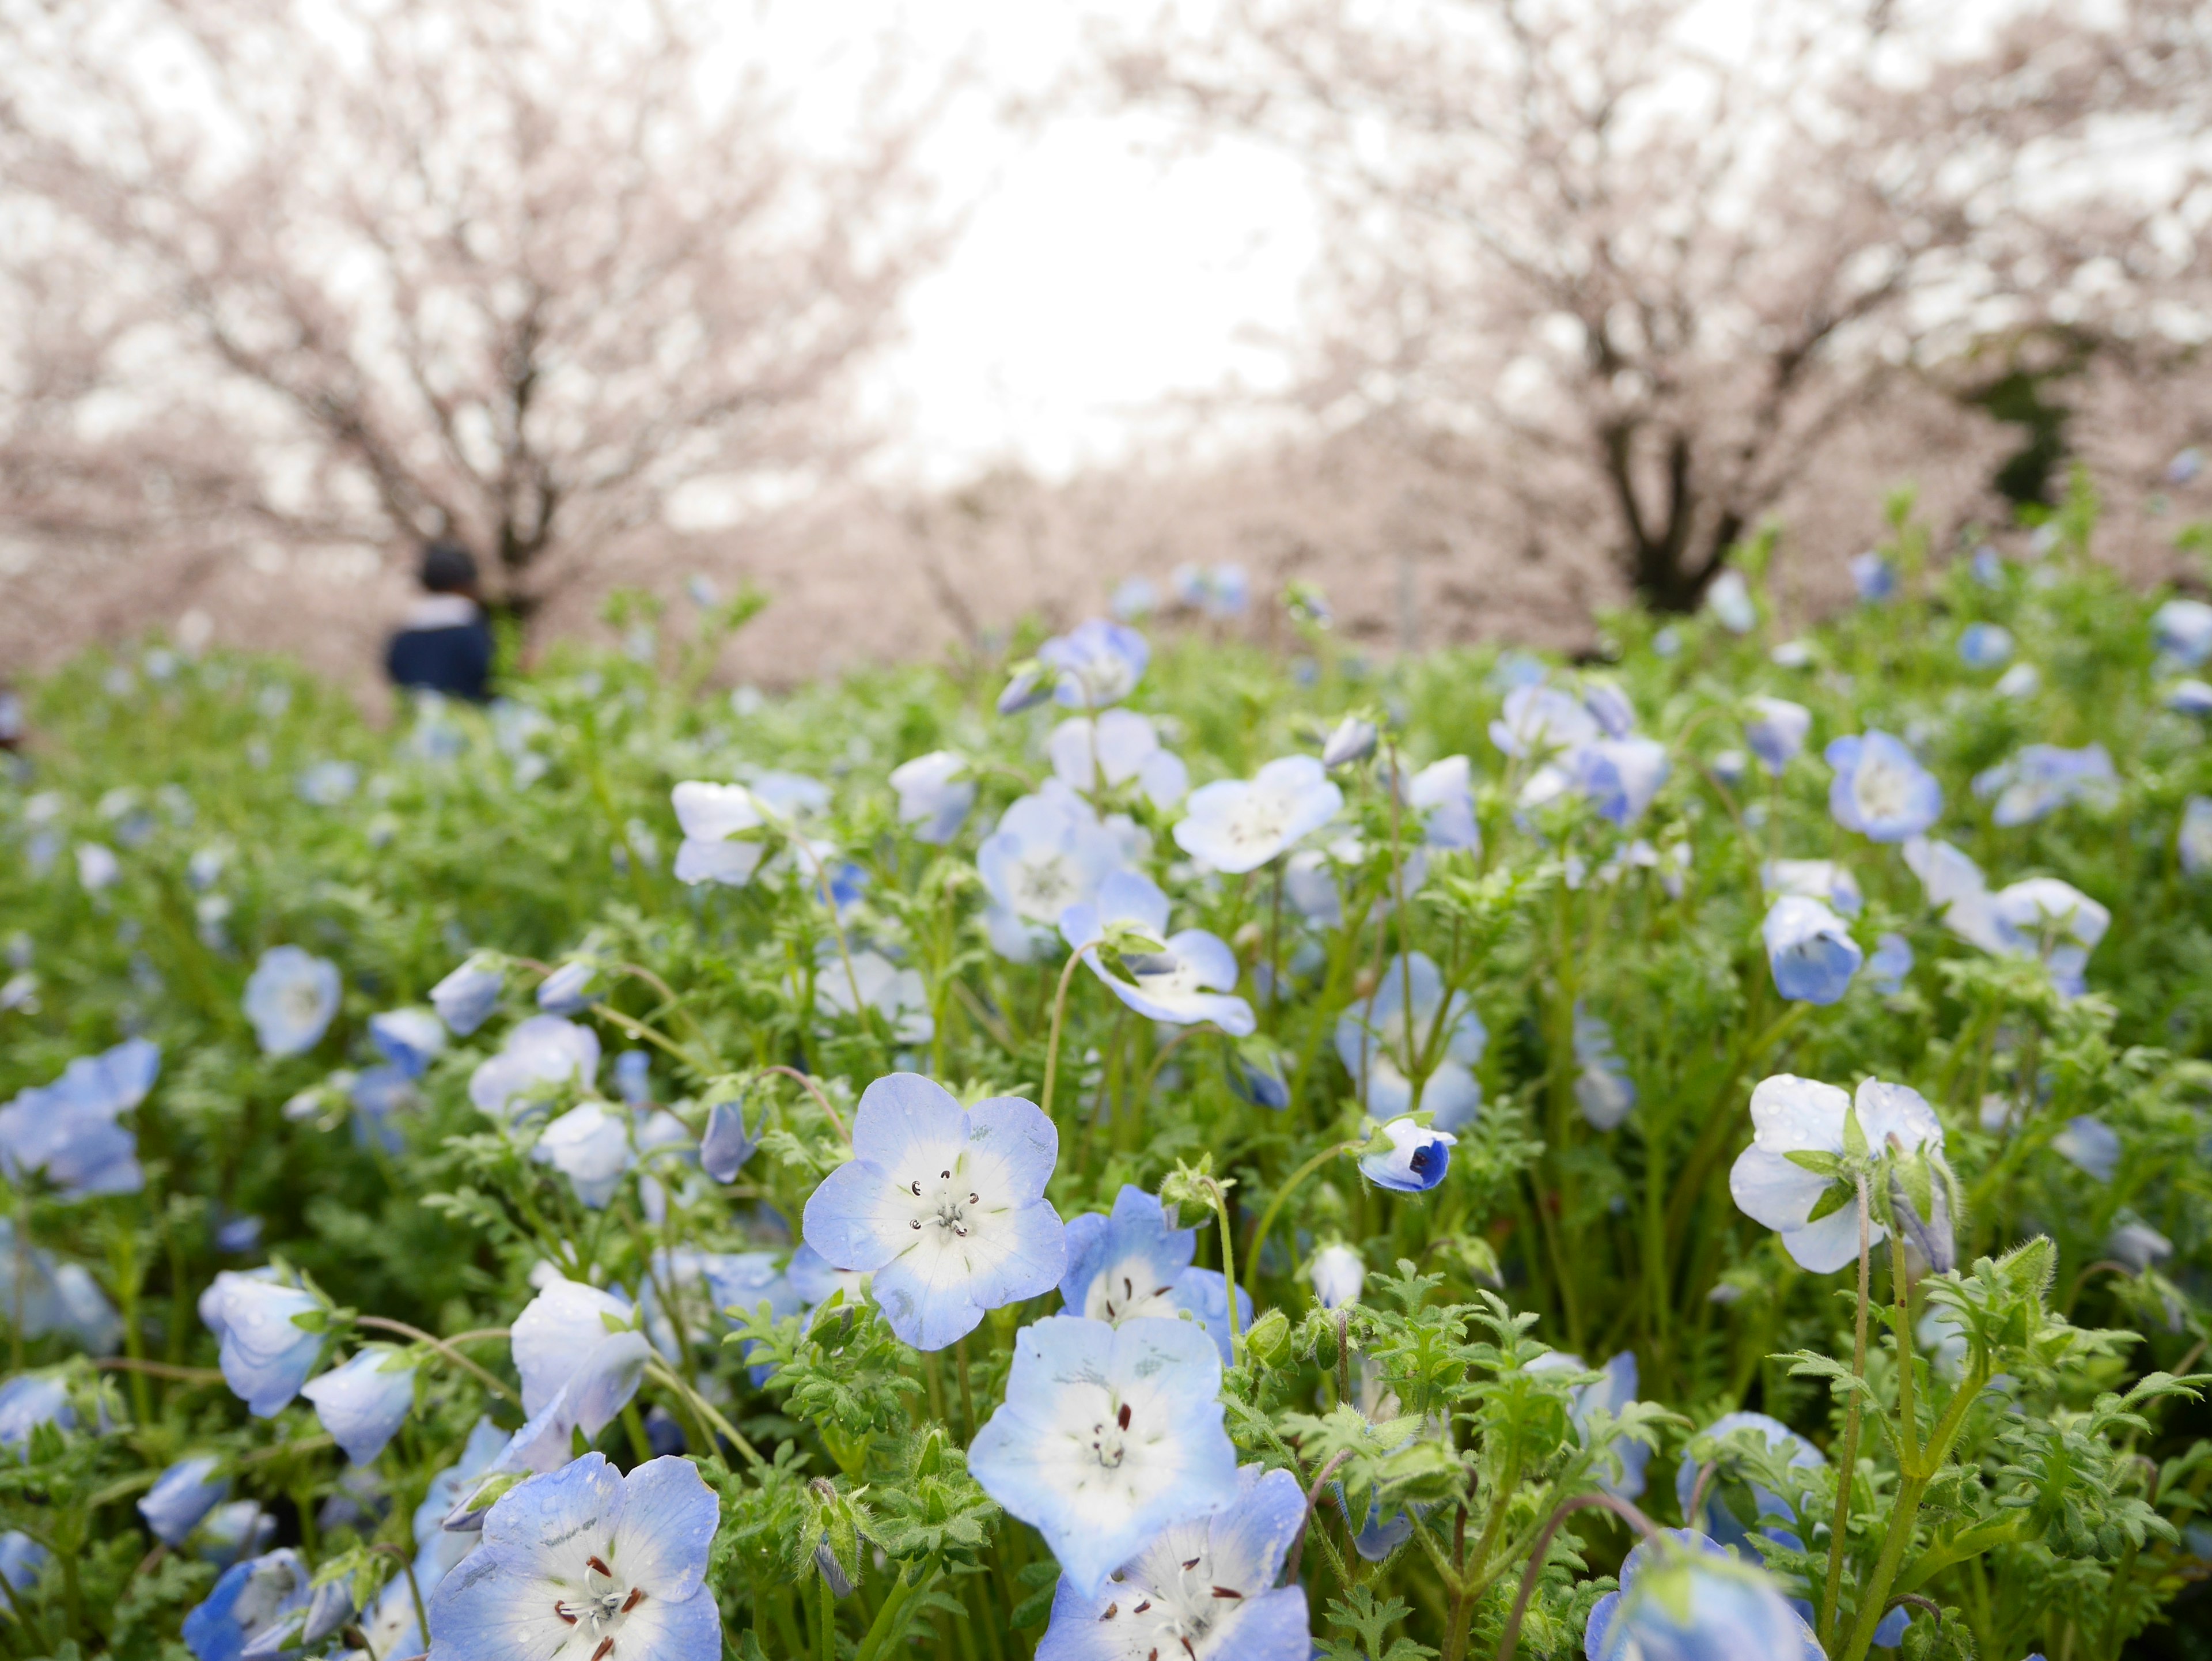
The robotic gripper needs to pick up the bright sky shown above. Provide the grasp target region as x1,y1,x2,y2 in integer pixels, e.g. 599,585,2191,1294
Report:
794,1,1319,485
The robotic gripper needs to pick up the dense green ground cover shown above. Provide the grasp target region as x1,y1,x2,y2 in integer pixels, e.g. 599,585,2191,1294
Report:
3,491,2211,1661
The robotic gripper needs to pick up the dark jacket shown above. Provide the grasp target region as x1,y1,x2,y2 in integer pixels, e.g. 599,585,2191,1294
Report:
385,596,494,702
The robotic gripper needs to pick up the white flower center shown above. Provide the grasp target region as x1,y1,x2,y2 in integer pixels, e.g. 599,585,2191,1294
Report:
1094,1549,1249,1658
1082,1257,1178,1324
280,982,323,1024
904,1164,987,1240
554,1554,645,1659
1853,756,1911,822
1126,951,1203,1002
1221,791,1289,854
1012,854,1082,920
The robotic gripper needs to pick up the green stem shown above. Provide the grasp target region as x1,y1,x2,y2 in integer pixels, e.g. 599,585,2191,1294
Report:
1817,1181,1872,1649
354,1316,519,1404
853,1561,932,1661
1040,947,1087,1120
645,1360,762,1467
1208,1185,1243,1361
1243,1143,1355,1303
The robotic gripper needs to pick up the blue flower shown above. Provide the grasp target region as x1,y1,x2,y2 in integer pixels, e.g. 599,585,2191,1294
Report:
2154,597,2212,666
199,1270,322,1417
1322,716,1378,770
430,955,503,1035
1571,737,1669,825
1825,731,1942,842
1706,569,1758,633
1308,1243,1365,1308
0,1531,47,1597
468,1015,600,1121
1111,577,1159,620
0,1224,120,1352
1958,622,2014,667
997,664,1052,715
183,1550,310,1661
509,1278,653,1456
0,1036,156,1200
969,1315,1240,1597
1336,952,1485,1131
1401,755,1482,850
802,1072,1067,1351
816,947,935,1045
1490,686,1598,759
2181,797,2212,877
2165,678,2212,716
369,1008,445,1077
243,946,342,1057
1867,932,1914,995
1035,1465,1309,1660
669,780,768,886
1529,1351,1649,1500
427,1454,719,1661
1972,743,2117,826
612,1050,652,1106
537,959,598,1014
1676,1413,1826,1554
0,1374,73,1453
1040,620,1150,709
700,1098,761,1183
1166,1269,1253,1369
1584,1530,1822,1661
1730,1076,1945,1272
978,786,1128,962
537,1102,635,1208
1762,895,1862,1005
2053,1116,2121,1183
1744,697,1812,775
1764,858,1862,915
1200,563,1249,620
1050,711,1181,803
1850,551,1896,602
1057,1188,1250,1363
2171,447,2205,486
1359,1117,1456,1193
301,1345,418,1464
1173,757,1343,874
1573,1004,1638,1132
890,751,976,843
1060,871,1255,1036
140,1456,230,1546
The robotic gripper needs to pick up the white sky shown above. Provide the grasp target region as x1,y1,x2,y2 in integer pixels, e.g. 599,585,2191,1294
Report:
786,1,1319,485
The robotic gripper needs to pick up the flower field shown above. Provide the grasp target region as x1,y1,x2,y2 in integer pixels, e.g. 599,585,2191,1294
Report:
5,495,2212,1661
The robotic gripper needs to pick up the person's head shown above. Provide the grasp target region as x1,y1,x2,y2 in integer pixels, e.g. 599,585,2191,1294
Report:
419,540,479,596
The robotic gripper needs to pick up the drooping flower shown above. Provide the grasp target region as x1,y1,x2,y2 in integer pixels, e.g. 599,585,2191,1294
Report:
1743,697,1812,776
1764,858,1862,916
2153,597,2212,666
183,1549,312,1661
1335,952,1485,1131
0,1373,74,1452
669,780,770,886
1957,622,2014,667
968,1315,1241,1598
1761,895,1862,1005
1972,743,2118,827
1529,1350,1649,1500
301,1346,419,1465
1850,551,1896,602
1034,1465,1309,1660
536,960,598,1015
0,1224,120,1352
1572,1005,1638,1131
889,751,976,844
467,1015,600,1121
1490,686,1599,759
1308,1243,1365,1309
1172,757,1343,875
1729,1076,1946,1272
427,1454,720,1661
1060,871,1255,1036
2108,1220,2172,1273
1571,737,1670,826
1359,1118,1456,1193
509,1278,653,1455
1825,731,1942,842
2053,1116,2121,1183
816,948,936,1046
199,1270,322,1417
978,786,1127,962
802,1072,1066,1351
140,1456,231,1546
0,1036,157,1201
2165,678,2212,716
1705,569,1758,633
1584,1529,1823,1661
2181,798,2212,877
368,1008,446,1079
243,946,342,1057
699,1098,760,1183
1866,932,1914,995
1322,716,1378,770
431,955,503,1036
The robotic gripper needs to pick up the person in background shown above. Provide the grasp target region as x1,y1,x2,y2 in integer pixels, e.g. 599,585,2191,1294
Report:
386,540,494,702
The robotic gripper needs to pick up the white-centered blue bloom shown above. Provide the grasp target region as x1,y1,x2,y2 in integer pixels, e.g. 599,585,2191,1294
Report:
301,1345,418,1464
1825,731,1942,842
427,1454,719,1661
369,1008,445,1078
468,1015,600,1121
2053,1116,2121,1183
1677,1413,1827,1555
2181,797,2212,877
1060,871,1255,1036
1850,551,1896,602
1867,932,1914,995
2154,597,2212,666
802,1072,1066,1352
1972,743,2118,826
1308,1243,1365,1308
243,946,341,1057
1584,1529,1823,1661
140,1456,230,1546
889,751,976,844
1571,737,1670,826
1761,895,1862,1005
1529,1350,1649,1500
0,1036,156,1200
1335,952,1485,1130
1958,622,2014,667
1173,756,1342,875
1573,1004,1638,1131
1400,755,1482,850
183,1549,310,1661
968,1314,1240,1598
1359,1117,1457,1193
1744,697,1812,775
1706,569,1758,633
1040,620,1150,709
431,955,503,1036
1490,686,1599,759
2165,678,2212,716
1764,858,1862,916
816,948,935,1046
978,785,1128,962
0,1373,74,1452
1730,1076,1944,1272
1035,1464,1308,1660
199,1270,322,1417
